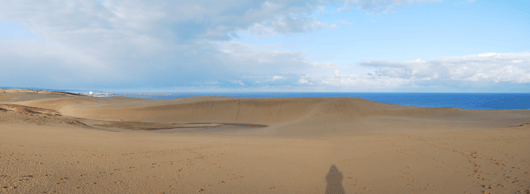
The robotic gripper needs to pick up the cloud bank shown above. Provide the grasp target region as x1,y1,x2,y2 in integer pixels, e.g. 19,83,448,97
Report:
0,0,343,89
1,0,525,92
299,53,530,91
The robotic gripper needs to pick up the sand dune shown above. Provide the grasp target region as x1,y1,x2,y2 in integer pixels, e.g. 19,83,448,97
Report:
1,92,529,193
13,95,530,135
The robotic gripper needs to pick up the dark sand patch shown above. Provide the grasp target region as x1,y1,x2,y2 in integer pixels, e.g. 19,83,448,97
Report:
92,121,267,131
0,104,61,116
0,104,90,128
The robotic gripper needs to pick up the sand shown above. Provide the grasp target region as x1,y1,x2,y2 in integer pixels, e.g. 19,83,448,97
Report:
1,91,529,193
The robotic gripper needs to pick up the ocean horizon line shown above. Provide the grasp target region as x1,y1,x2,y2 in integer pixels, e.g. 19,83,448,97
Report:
4,87,530,94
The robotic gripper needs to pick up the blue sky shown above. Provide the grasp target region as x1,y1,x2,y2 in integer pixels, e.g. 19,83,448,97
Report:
0,0,529,92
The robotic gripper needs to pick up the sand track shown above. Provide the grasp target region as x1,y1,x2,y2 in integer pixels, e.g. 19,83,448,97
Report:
0,94,12,102
93,121,267,130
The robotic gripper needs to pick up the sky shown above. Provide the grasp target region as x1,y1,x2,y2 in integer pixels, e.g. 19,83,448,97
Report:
0,0,529,92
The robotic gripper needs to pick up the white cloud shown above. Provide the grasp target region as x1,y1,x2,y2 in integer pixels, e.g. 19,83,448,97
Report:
306,53,530,88
245,16,338,37
342,0,442,14
246,23,277,37
215,41,332,76
298,78,309,84
230,80,245,85
272,75,285,81
333,69,343,78
337,19,352,25
318,68,411,88
478,53,498,57
297,75,314,85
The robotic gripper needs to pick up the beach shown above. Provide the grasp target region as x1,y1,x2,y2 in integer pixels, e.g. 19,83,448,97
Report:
1,89,529,193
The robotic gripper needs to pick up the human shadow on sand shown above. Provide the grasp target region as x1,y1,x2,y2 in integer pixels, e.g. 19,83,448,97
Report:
325,165,346,194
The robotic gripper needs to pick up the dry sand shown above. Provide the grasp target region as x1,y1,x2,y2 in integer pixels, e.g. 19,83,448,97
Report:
1,90,529,193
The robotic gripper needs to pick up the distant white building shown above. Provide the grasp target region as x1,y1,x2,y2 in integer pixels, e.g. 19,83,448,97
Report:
89,91,93,95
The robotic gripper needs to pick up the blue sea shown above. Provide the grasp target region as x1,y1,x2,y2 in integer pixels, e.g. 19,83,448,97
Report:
112,93,530,111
